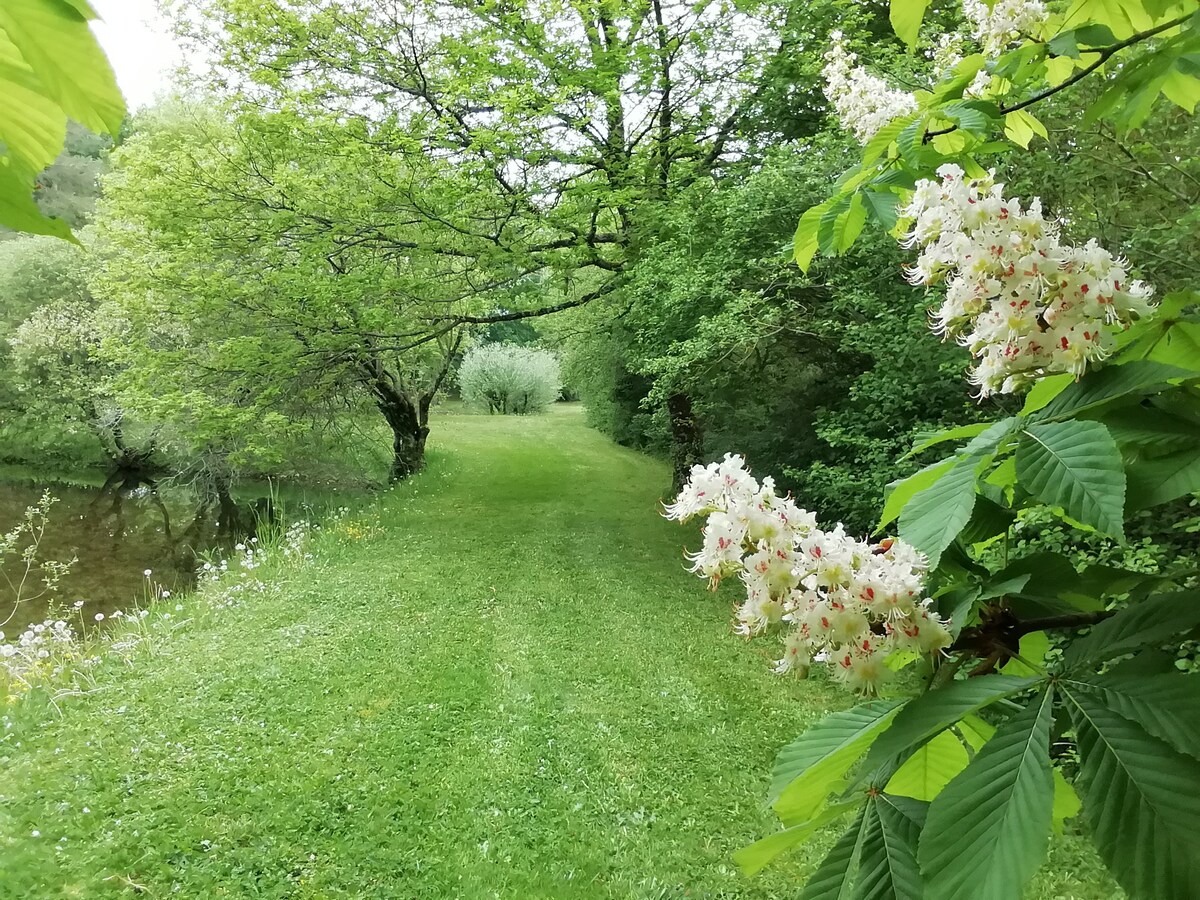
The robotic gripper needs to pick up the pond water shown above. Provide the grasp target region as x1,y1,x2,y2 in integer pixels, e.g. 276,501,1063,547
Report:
0,469,348,639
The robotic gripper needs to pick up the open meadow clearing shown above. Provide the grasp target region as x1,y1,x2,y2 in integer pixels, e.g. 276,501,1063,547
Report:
1,408,1117,898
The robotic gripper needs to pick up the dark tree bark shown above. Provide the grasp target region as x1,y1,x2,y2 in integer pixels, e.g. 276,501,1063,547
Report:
108,422,157,472
378,389,430,481
666,392,705,492
215,484,243,537
82,402,156,472
363,332,461,482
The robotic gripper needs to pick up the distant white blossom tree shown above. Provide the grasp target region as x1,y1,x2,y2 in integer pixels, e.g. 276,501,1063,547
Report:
458,344,562,415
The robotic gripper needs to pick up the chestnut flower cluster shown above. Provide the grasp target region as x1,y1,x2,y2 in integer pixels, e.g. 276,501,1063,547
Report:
664,454,952,695
930,35,992,96
823,31,917,143
963,0,1049,54
901,165,1156,396
824,0,1050,142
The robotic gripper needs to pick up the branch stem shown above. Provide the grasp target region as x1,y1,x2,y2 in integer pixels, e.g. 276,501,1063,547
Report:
924,13,1193,141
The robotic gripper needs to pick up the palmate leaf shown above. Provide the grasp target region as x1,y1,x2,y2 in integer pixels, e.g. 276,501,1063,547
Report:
870,166,919,191
896,118,926,166
862,117,911,164
835,193,868,252
1002,109,1047,148
954,713,994,751
1063,685,1200,900
856,795,926,900
0,29,66,177
904,422,994,459
1126,445,1200,508
889,417,1015,546
931,130,969,155
0,0,123,239
1064,590,1200,669
898,456,978,568
957,495,1015,546
930,54,986,101
1073,564,1165,604
1144,320,1200,369
955,715,1081,832
1034,360,1193,421
885,730,970,802
1100,404,1200,455
0,158,73,238
818,195,852,257
1107,648,1180,676
928,415,1016,459
889,0,931,50
1047,23,1119,58
795,200,832,272
861,675,1043,774
862,190,900,231
1114,291,1200,368
934,543,990,588
939,586,981,639
1090,39,1186,133
58,0,98,17
734,800,860,877
1015,421,1126,540
800,806,869,900
0,0,124,137
988,552,1078,596
918,691,1056,900
1162,62,1200,113
1072,674,1200,758
770,700,902,826
878,459,955,531
940,100,1000,137
1020,373,1073,416
998,632,1051,677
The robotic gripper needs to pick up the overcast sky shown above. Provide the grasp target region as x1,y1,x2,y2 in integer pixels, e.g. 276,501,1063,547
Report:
91,0,183,111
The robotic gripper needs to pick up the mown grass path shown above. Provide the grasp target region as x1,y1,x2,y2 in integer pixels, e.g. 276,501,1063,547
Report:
1,408,1115,898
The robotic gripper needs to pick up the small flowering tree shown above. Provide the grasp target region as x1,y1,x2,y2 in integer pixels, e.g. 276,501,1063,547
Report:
9,300,155,469
458,343,562,415
669,2,1200,898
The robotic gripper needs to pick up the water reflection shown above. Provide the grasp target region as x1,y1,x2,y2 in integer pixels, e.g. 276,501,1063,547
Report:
0,470,338,637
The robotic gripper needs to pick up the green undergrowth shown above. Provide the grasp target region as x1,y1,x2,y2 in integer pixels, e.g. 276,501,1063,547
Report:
0,406,1118,898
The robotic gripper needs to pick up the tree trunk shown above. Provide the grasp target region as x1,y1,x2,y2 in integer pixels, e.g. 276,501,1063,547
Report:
363,331,459,482
86,404,156,472
390,423,429,481
378,392,429,481
666,392,704,492
215,484,242,537
107,420,155,471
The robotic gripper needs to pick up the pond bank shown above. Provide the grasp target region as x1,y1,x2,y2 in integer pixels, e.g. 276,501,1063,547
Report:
0,467,360,637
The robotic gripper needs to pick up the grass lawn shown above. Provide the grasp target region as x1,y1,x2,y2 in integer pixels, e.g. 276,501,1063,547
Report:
0,406,1119,898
